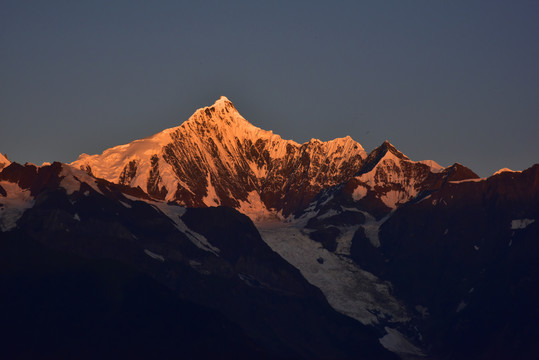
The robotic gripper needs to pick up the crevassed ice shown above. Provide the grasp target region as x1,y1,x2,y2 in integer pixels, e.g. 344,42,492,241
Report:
256,221,409,326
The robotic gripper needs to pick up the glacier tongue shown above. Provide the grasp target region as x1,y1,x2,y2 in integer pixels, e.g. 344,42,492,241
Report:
256,220,409,326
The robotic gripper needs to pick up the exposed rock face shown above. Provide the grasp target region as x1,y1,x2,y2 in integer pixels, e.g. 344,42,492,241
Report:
118,159,138,185
72,97,367,217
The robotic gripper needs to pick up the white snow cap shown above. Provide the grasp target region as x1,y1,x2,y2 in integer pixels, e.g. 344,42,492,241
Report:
493,168,521,176
205,96,233,110
418,160,444,173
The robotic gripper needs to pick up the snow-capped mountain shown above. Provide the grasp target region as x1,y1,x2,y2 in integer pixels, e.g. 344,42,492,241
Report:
301,141,479,224
351,141,447,209
66,96,489,356
72,97,367,218
2,96,538,359
72,97,469,223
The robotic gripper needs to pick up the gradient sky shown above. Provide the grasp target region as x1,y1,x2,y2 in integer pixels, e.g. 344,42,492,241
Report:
1,1,538,177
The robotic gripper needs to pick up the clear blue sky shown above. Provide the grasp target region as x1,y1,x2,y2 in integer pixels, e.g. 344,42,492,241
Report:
1,0,538,177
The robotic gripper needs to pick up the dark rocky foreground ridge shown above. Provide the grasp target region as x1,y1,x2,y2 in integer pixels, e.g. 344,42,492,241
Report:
0,162,394,359
1,97,538,359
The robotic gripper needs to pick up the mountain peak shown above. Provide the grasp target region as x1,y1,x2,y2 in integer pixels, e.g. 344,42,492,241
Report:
378,141,408,160
442,163,479,181
207,96,235,112
356,141,409,176
186,96,252,130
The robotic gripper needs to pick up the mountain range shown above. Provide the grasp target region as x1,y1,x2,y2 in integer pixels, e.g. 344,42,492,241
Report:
1,97,537,359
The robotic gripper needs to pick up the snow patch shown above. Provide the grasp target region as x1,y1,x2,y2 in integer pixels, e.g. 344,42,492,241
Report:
248,162,268,179
352,185,368,201
119,200,132,208
202,174,220,206
236,191,279,222
131,197,220,256
60,172,82,195
360,211,392,248
511,218,535,230
144,249,165,262
449,178,486,184
238,273,261,288
493,168,521,176
60,165,103,195
379,327,425,356
418,159,444,173
71,125,176,192
0,181,35,231
380,189,416,209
